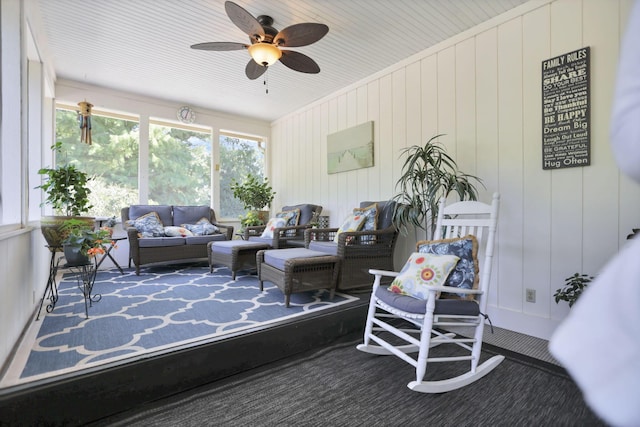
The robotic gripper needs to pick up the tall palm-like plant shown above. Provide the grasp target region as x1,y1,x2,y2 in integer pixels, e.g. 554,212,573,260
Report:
392,135,483,238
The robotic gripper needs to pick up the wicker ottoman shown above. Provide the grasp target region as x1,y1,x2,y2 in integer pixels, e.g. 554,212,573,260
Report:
257,248,341,307
208,240,271,279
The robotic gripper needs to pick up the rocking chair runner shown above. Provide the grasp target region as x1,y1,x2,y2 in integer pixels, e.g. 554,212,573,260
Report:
357,193,501,393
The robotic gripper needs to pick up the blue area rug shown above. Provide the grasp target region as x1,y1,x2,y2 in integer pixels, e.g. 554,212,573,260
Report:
20,264,357,382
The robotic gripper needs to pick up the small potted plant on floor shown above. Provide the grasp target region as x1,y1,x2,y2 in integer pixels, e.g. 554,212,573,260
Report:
230,174,276,225
554,273,593,308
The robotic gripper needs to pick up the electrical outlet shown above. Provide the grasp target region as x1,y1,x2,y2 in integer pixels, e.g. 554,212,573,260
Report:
526,288,536,303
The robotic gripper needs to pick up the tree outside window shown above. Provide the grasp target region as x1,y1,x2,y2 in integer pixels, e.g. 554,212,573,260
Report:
219,134,265,219
148,123,211,206
55,108,266,219
55,108,139,218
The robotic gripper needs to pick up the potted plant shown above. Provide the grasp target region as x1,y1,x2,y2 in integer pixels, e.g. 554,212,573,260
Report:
230,174,276,224
392,135,483,238
239,210,265,232
554,273,593,308
60,218,112,266
37,142,94,248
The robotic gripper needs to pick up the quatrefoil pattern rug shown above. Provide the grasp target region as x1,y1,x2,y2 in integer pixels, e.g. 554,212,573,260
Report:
18,264,356,383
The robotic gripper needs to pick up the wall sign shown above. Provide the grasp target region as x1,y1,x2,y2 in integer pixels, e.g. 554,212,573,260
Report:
541,47,590,170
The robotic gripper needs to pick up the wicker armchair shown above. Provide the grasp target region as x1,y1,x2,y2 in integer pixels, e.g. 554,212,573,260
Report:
244,203,323,249
304,200,398,290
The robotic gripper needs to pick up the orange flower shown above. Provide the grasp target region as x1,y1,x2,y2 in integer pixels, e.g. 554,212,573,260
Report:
420,268,435,281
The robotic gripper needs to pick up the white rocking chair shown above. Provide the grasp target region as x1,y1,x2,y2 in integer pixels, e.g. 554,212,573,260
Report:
356,193,501,393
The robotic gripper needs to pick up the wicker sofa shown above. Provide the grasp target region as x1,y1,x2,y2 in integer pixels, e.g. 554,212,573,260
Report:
122,205,233,274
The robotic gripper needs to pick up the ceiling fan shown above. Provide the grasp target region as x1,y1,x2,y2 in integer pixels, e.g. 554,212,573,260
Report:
190,1,329,80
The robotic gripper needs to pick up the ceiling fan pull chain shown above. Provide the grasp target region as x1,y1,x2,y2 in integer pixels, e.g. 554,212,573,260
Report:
264,69,269,94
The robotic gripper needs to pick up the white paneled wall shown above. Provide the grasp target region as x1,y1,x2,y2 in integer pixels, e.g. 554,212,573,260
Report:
270,0,640,339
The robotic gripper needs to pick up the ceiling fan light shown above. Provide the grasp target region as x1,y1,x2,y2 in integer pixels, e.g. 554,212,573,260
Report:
248,43,282,67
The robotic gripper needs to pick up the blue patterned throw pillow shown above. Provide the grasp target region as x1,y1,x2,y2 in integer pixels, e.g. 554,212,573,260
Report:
276,209,300,237
181,217,219,236
353,203,378,243
417,235,479,300
128,211,165,237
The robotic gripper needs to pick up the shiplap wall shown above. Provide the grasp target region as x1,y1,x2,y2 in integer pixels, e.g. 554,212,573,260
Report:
270,0,639,340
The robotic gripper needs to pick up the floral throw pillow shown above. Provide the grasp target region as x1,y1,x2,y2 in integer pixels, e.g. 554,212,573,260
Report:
181,217,219,236
261,217,287,238
388,252,460,300
417,235,479,300
333,212,367,243
164,226,194,237
127,211,165,237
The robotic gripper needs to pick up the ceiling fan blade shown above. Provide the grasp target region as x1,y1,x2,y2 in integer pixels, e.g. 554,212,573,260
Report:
190,42,247,51
225,1,265,42
274,23,329,47
279,50,321,74
245,59,268,80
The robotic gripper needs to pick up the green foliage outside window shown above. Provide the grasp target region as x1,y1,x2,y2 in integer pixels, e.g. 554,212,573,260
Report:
219,136,265,218
148,124,211,206
55,108,265,219
56,109,140,218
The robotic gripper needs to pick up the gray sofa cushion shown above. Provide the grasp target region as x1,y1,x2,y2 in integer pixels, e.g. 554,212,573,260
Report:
129,205,173,226
174,205,211,226
138,237,185,247
185,234,227,245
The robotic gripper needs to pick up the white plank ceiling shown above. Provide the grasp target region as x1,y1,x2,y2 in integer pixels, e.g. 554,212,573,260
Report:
35,0,530,122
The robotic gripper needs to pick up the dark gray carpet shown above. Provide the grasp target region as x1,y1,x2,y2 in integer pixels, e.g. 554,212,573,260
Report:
94,335,605,427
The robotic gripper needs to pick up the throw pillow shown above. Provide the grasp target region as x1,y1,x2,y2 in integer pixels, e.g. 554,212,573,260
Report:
260,217,288,239
278,208,301,237
164,226,194,237
354,203,378,231
388,252,460,300
181,217,219,236
278,208,300,226
353,203,378,244
128,211,165,237
417,235,479,300
333,212,367,243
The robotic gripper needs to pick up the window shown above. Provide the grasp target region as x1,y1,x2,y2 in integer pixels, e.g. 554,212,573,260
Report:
219,133,266,219
55,108,140,218
148,122,212,206
54,106,265,220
